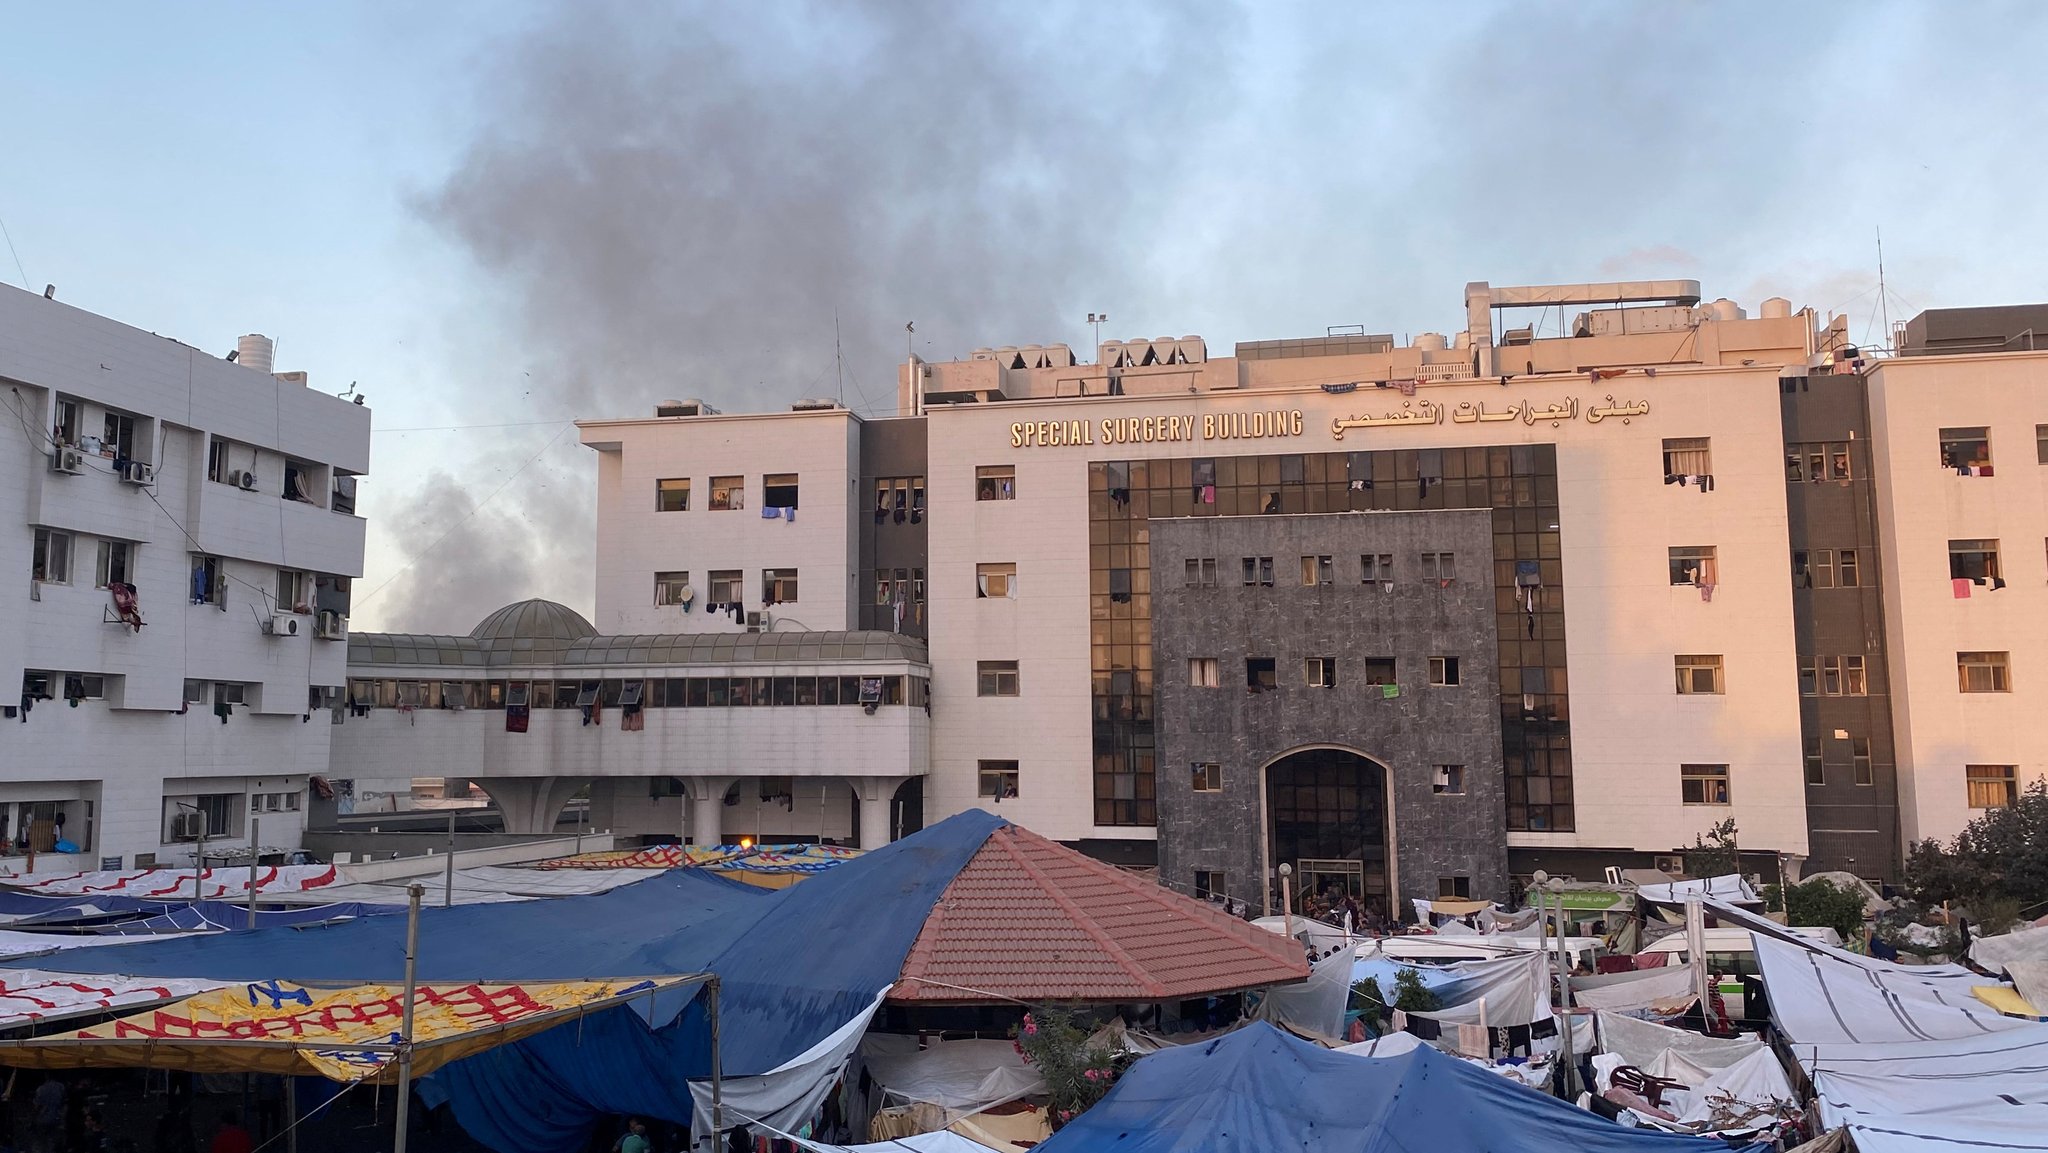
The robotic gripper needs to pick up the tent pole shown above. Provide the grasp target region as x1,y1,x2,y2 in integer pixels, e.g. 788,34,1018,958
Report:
1685,897,1709,1027
708,975,724,1149
444,813,456,908
394,882,423,1153
248,817,260,928
1551,885,1579,1096
284,1076,298,1153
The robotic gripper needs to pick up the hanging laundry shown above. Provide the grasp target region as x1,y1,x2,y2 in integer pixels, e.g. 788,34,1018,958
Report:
1663,474,1680,486
1699,582,1715,603
1380,684,1399,699
505,705,529,733
783,506,795,523
729,602,744,623
1991,576,2008,590
621,707,644,732
1697,474,1715,492
761,506,781,519
1200,484,1216,504
1953,578,1973,599
214,700,231,724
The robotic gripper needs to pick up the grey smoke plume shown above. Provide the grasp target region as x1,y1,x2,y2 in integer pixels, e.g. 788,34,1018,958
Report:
363,0,1241,631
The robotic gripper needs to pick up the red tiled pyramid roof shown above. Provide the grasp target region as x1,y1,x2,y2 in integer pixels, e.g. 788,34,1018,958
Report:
889,823,1310,1003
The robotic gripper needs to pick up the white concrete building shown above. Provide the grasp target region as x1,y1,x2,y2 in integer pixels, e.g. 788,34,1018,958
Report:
336,280,2048,910
0,284,370,871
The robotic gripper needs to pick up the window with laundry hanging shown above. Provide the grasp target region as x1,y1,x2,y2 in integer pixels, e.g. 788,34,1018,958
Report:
763,473,799,510
1938,427,1992,472
976,465,1016,501
1668,546,1717,586
654,571,691,606
95,540,134,589
1949,539,2001,582
707,569,742,603
1662,437,1711,477
1364,657,1396,686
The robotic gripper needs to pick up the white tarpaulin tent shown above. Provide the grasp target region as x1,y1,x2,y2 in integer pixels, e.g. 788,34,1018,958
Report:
1837,1108,2048,1153
1590,1012,1794,1128
1751,934,2028,1045
1570,965,1696,1012
688,990,889,1147
1970,922,2048,974
276,865,665,907
0,931,155,961
1409,950,1551,1028
857,1032,1045,1116
1636,875,1758,905
1789,1026,2048,1125
0,969,231,1026
1255,946,1352,1041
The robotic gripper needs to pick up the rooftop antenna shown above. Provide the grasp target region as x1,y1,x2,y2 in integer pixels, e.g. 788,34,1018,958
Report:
1876,226,1891,351
834,310,844,407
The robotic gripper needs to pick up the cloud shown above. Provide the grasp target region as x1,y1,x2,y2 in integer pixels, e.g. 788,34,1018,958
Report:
1598,246,1699,278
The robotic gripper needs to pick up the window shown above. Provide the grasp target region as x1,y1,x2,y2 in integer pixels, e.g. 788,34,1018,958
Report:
191,555,224,606
1681,764,1731,805
1429,656,1461,686
1939,427,1992,472
976,464,1016,501
977,660,1020,697
1967,764,2017,809
1669,546,1717,586
1360,553,1394,586
217,682,246,706
31,528,71,584
167,793,243,840
1675,654,1724,695
762,568,798,604
1438,876,1473,899
94,540,133,588
1364,657,1397,686
53,398,79,446
708,475,744,511
277,569,310,613
1299,555,1333,586
707,569,742,602
62,673,104,701
1838,549,1861,587
1786,441,1854,482
1193,870,1226,900
102,411,137,460
1191,763,1222,793
1842,655,1868,696
976,562,1016,598
1420,551,1456,585
1662,437,1711,477
283,459,319,505
1241,556,1274,587
977,760,1020,800
1798,660,1818,696
655,571,692,606
207,438,231,483
1823,656,1843,696
656,478,691,512
1433,765,1465,795
1184,557,1217,588
1245,657,1277,693
1189,658,1220,688
763,473,799,510
1852,737,1874,786
185,679,210,704
1304,657,1337,688
1805,738,1824,786
1949,539,2002,582
1958,651,2011,693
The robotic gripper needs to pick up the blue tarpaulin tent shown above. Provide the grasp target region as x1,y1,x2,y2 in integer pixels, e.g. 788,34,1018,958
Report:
36,810,1007,1152
1034,1022,1756,1153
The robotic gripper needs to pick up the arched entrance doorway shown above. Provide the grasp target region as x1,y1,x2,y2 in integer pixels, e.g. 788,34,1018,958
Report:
1265,748,1391,919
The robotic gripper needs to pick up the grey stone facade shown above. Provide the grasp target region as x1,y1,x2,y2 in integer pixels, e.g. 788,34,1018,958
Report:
1151,510,1507,919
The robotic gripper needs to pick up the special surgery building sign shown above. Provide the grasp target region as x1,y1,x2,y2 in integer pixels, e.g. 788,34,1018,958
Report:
1010,410,1307,448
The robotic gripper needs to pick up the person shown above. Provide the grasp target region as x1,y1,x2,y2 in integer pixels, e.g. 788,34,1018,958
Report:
29,1076,64,1153
616,1117,651,1153
79,1106,110,1152
208,1109,252,1153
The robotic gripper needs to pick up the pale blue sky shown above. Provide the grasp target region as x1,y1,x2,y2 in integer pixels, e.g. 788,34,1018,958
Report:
6,3,2046,630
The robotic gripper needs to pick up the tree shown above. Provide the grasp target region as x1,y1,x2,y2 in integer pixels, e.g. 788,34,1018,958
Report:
1783,877,1867,941
1686,817,1740,879
1012,1008,1125,1130
1905,779,2048,910
1391,967,1440,1013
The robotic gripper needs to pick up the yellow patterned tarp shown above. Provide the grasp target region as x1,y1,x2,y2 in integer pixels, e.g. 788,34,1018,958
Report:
0,976,692,1083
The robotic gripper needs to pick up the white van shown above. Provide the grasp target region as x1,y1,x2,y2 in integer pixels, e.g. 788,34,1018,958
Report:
1636,926,1844,1019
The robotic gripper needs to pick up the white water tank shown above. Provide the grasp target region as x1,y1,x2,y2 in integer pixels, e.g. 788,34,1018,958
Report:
1707,299,1745,322
1414,332,1448,352
1760,297,1792,319
236,334,275,373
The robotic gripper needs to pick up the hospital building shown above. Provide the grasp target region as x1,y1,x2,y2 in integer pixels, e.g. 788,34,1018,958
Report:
336,278,2048,917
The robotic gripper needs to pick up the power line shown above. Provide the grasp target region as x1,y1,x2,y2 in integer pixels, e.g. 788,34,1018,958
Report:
0,213,26,290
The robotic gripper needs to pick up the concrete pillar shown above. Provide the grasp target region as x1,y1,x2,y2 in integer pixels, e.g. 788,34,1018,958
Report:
684,777,735,848
847,776,910,850
472,777,589,835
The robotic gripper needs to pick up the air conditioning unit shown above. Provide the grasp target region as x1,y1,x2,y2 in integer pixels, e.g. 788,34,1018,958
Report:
238,470,257,491
1653,854,1685,875
745,611,762,632
315,611,348,641
170,811,208,840
118,460,155,486
265,613,302,637
49,447,83,475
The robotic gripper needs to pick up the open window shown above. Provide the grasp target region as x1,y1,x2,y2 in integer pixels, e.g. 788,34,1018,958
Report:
976,562,1016,598
1304,657,1337,688
1245,657,1277,693
1361,553,1393,586
1939,427,1993,473
1968,765,2014,808
94,540,134,589
332,473,358,515
1364,657,1396,686
655,571,692,606
1191,763,1222,793
1681,764,1730,805
1429,656,1460,686
283,459,323,505
32,528,72,585
191,555,225,607
976,464,1016,501
977,760,1020,800
1669,545,1717,586
762,568,799,604
1433,765,1465,795
278,569,312,613
708,475,744,511
1299,555,1333,586
763,473,799,511
707,569,743,603
1949,539,2002,582
656,478,691,512
1957,651,2011,692
1420,552,1456,586
1662,437,1711,477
